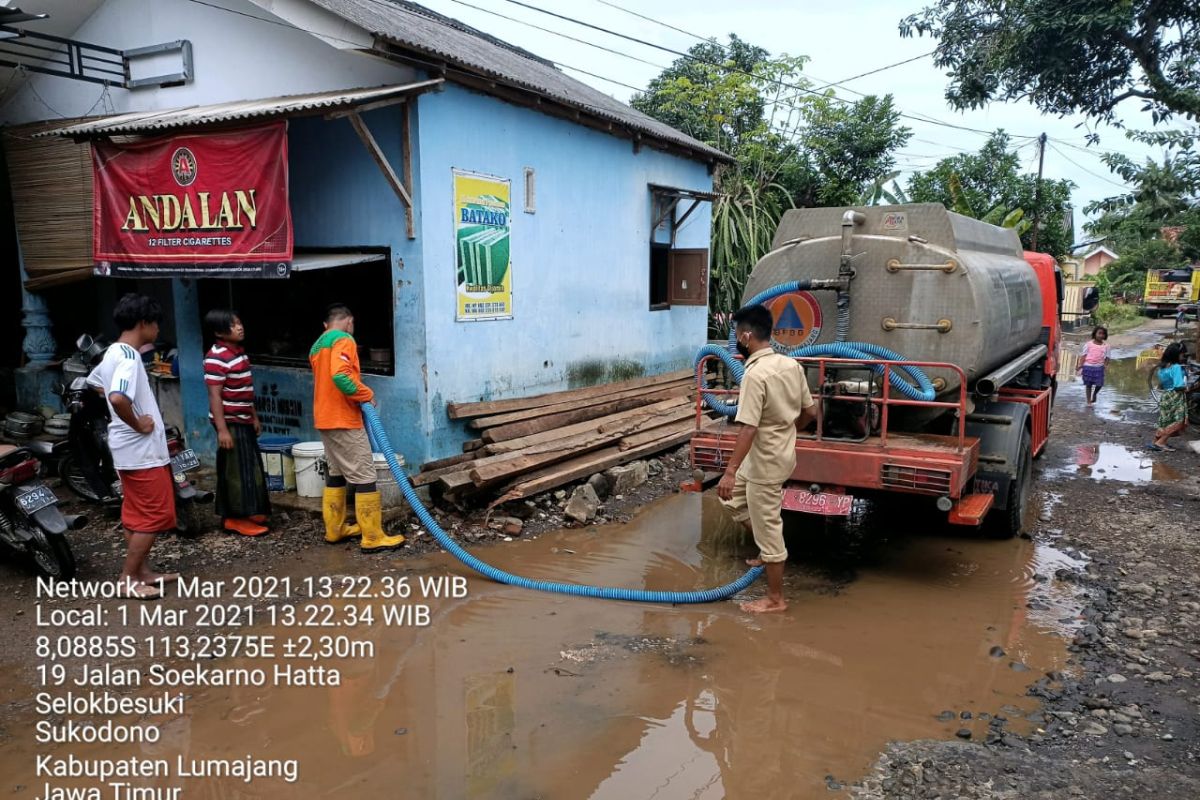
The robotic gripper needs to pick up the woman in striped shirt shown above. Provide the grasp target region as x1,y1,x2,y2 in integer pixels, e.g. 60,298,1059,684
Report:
205,309,271,536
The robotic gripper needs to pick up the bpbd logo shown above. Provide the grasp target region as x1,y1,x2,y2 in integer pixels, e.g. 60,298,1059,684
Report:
766,291,822,348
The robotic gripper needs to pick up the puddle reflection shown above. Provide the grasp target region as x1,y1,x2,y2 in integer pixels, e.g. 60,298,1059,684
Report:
0,494,1077,799
1046,442,1181,483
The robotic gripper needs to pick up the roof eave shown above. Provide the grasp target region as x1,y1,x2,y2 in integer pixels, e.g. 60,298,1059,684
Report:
369,35,733,167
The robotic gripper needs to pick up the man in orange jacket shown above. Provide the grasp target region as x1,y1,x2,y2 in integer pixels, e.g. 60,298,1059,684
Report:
309,304,404,552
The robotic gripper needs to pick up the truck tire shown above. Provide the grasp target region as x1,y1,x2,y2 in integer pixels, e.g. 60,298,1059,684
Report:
984,428,1032,539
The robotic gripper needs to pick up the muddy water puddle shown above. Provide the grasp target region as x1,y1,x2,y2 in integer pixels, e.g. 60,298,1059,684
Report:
1,494,1079,799
1045,442,1183,484
1058,347,1161,421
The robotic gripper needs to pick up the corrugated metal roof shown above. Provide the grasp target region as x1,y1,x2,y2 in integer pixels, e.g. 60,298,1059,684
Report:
37,79,444,138
308,0,731,164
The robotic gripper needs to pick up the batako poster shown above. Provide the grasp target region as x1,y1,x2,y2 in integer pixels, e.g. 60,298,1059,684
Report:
454,169,512,321
91,123,292,278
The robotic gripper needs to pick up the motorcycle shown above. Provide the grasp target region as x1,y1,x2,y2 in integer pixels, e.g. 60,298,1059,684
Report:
0,444,85,579
57,334,213,533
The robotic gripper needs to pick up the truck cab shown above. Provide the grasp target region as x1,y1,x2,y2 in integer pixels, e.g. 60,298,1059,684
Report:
1143,267,1200,317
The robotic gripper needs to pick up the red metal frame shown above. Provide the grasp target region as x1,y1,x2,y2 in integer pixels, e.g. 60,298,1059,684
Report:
997,386,1052,457
691,355,981,499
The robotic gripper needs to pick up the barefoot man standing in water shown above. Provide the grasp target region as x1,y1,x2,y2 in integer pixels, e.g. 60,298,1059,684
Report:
717,304,815,614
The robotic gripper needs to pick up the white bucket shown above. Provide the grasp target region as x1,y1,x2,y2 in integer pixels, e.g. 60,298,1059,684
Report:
292,441,326,498
373,452,405,508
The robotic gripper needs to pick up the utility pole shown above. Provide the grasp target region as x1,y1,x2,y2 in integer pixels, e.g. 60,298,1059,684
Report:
1031,132,1047,252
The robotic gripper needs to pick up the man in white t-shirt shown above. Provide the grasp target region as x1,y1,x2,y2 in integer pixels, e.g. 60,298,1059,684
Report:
86,294,178,600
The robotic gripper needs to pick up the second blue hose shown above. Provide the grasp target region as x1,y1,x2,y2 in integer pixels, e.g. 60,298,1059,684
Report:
362,404,764,603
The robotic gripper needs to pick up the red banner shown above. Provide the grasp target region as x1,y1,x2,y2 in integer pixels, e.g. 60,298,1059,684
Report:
92,123,292,278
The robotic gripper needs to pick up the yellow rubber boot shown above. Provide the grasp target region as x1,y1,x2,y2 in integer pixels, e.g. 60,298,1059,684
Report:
322,487,362,544
356,491,405,552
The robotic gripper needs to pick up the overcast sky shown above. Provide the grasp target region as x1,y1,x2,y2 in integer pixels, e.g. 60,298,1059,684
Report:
417,0,1164,250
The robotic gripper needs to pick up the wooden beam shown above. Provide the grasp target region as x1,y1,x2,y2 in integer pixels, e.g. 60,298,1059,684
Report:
434,401,690,492
448,369,692,419
481,396,691,456
347,111,415,237
400,101,415,240
489,428,695,506
470,378,691,430
417,451,476,473
480,384,691,443
319,79,446,119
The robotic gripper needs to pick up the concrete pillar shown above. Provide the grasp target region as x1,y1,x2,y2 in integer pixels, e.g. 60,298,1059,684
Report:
18,259,55,365
14,252,61,412
172,278,217,462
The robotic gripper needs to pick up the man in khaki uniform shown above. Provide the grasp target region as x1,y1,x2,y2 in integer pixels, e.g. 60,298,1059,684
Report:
718,304,815,613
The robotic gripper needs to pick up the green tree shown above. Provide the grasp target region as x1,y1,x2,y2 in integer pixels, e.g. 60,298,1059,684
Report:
906,132,1075,256
632,36,912,332
1084,127,1200,251
786,94,912,207
632,35,773,154
899,1,1200,124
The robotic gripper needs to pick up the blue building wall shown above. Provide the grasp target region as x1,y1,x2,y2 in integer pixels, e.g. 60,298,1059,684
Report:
174,105,430,467
415,84,712,459
172,84,713,467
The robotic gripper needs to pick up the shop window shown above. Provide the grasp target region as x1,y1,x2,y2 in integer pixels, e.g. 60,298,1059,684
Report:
648,185,712,310
649,243,671,309
197,250,394,376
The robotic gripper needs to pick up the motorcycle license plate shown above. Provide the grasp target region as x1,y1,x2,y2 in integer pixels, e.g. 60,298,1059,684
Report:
171,449,200,473
782,488,853,516
15,484,57,514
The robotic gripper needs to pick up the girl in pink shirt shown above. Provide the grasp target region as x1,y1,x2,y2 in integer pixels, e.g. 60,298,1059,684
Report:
1076,326,1110,404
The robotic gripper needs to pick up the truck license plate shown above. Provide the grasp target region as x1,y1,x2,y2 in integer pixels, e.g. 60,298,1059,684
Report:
171,449,200,473
782,488,853,516
15,484,57,514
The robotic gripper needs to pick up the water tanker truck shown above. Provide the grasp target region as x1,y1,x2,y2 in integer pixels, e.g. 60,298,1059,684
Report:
690,203,1062,537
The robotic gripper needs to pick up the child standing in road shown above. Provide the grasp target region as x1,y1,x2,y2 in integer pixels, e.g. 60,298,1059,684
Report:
204,309,271,536
1150,342,1189,451
1077,326,1110,405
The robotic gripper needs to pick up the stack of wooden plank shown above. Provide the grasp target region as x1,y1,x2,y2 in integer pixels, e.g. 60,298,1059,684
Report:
414,370,716,506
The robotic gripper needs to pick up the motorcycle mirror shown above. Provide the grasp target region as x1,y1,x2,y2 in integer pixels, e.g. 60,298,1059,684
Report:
52,382,64,395
76,334,93,351
1082,287,1100,312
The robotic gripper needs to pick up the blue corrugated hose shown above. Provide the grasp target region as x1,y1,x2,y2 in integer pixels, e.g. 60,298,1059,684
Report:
698,282,937,416
361,403,764,603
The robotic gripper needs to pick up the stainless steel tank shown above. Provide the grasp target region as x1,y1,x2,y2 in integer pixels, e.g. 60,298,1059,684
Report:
743,203,1043,394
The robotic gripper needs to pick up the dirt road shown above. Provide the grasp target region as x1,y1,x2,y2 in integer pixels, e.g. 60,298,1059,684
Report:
0,318,1197,799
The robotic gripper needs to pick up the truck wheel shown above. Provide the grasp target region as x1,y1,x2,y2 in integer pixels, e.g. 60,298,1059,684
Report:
984,428,1032,539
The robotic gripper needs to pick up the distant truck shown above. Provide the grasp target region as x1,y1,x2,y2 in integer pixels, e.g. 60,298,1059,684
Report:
690,204,1061,537
1142,267,1200,317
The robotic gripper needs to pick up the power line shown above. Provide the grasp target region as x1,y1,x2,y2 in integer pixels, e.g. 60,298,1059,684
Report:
589,0,710,44
183,0,373,48
591,0,934,95
1047,143,1132,190
181,0,668,134
182,0,1005,168
489,0,1034,138
444,0,667,69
